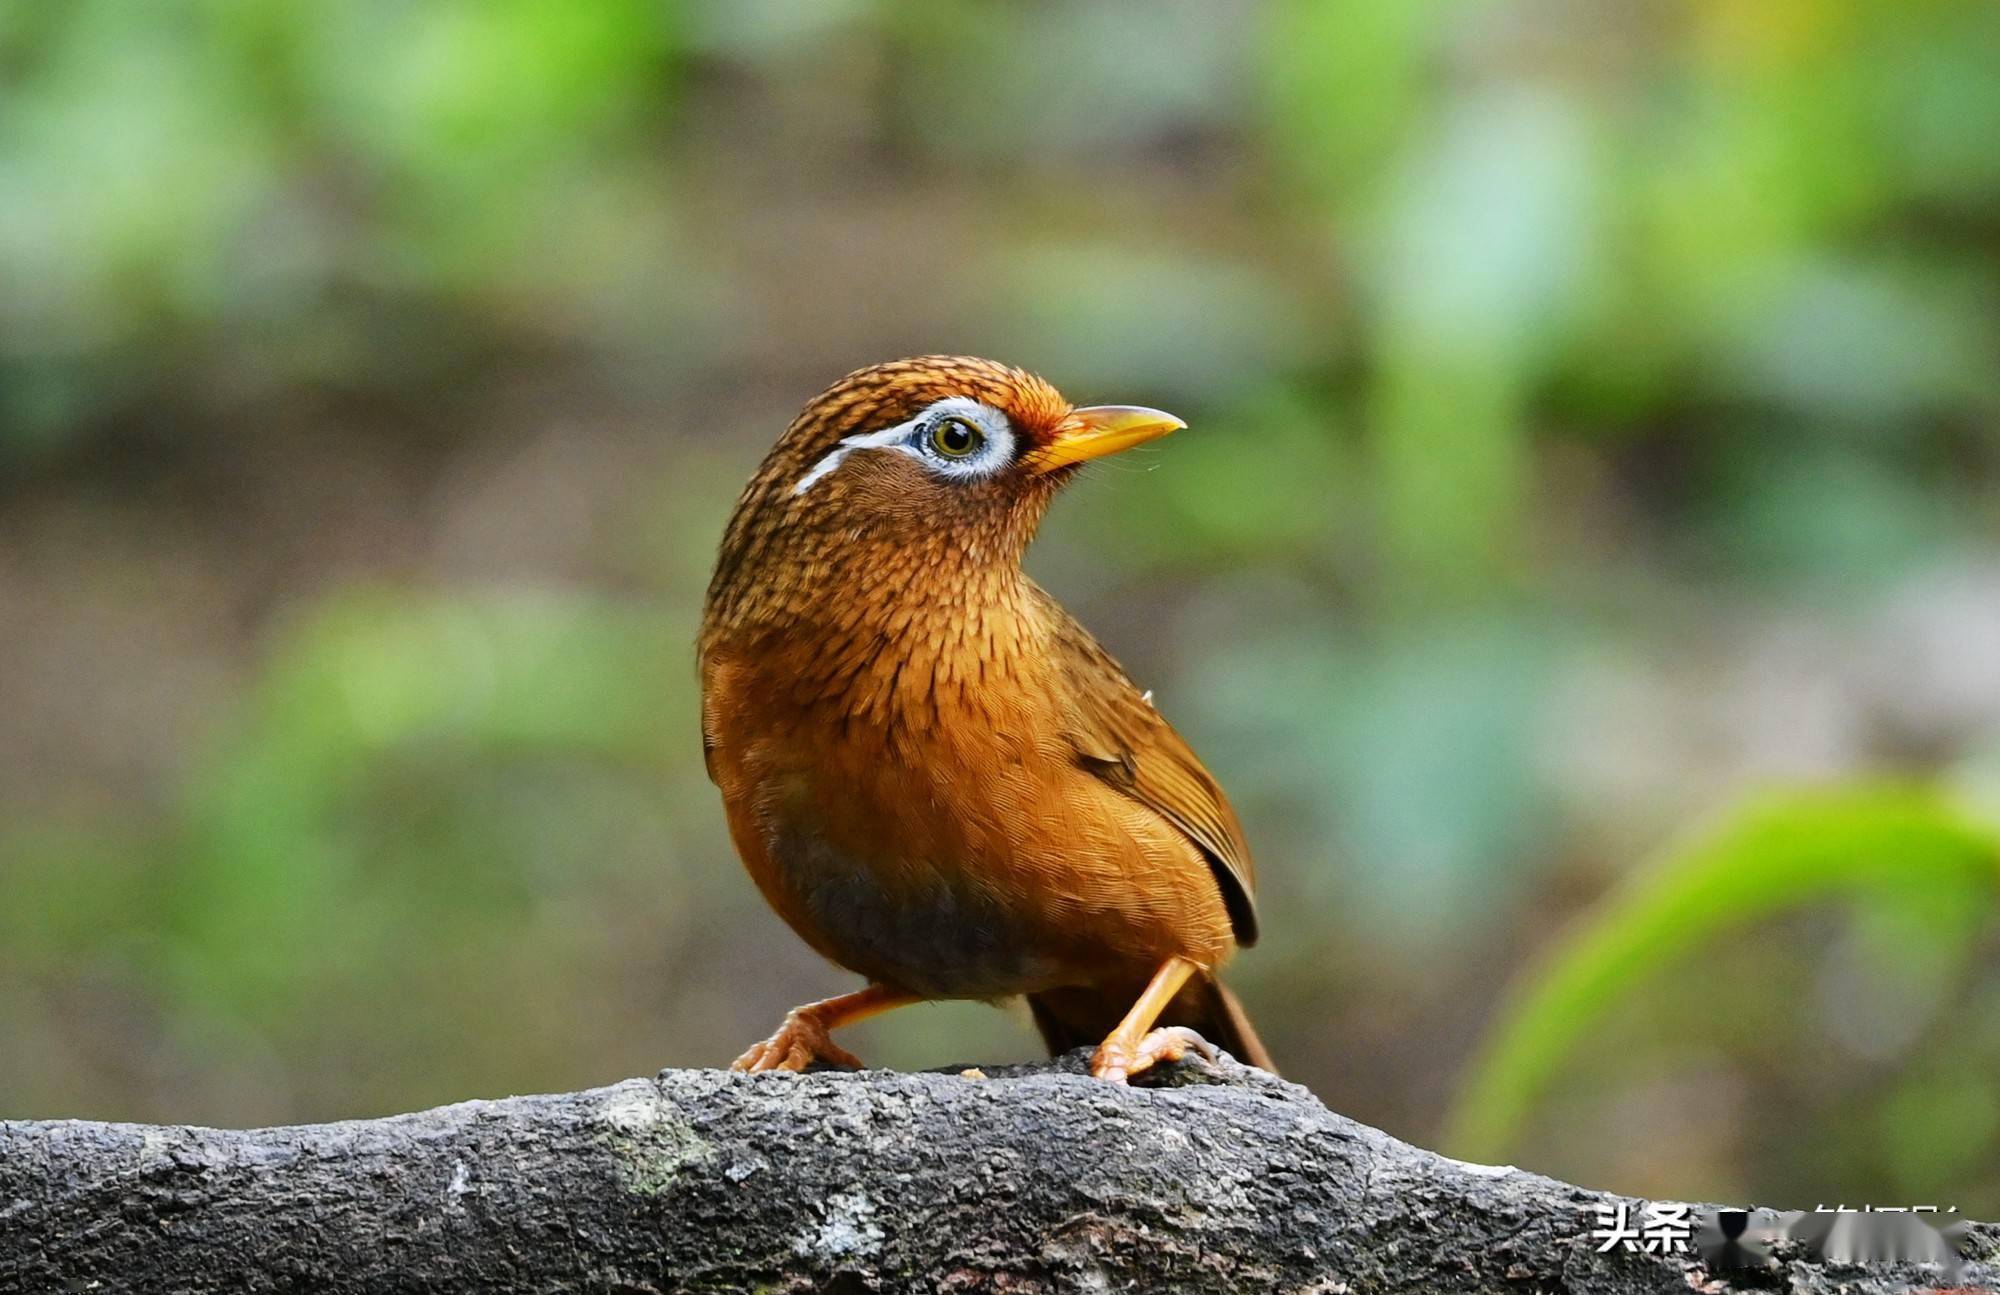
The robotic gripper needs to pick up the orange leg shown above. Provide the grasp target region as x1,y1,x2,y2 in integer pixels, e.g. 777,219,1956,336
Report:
732,984,919,1074
1090,956,1220,1084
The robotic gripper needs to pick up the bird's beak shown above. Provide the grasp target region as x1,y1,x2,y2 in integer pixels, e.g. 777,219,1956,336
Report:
1025,405,1186,474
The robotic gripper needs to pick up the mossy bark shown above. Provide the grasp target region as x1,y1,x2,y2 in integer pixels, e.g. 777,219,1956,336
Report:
3,1052,1990,1293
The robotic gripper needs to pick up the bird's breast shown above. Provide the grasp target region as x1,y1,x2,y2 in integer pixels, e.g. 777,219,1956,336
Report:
700,613,1235,997
715,670,1081,996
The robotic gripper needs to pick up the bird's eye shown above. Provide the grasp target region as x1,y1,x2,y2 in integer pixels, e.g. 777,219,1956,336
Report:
929,416,983,459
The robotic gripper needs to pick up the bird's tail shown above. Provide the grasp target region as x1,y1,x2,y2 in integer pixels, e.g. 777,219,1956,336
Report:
1027,972,1276,1075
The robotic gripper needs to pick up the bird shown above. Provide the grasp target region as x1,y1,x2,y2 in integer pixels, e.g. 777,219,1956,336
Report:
699,356,1272,1083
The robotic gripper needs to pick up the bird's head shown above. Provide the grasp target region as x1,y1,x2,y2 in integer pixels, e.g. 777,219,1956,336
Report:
706,356,1183,631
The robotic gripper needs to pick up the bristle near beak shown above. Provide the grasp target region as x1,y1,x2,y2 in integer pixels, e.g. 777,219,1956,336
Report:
1023,405,1186,474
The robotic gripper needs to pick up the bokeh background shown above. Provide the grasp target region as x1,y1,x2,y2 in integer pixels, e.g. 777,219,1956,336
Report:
5,0,2000,1218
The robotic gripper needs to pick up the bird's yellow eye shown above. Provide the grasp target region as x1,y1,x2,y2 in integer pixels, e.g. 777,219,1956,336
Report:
929,416,983,459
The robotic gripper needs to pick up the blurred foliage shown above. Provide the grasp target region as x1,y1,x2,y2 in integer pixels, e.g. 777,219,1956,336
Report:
1451,787,2000,1210
173,590,685,1018
0,0,693,446
3,0,2000,1218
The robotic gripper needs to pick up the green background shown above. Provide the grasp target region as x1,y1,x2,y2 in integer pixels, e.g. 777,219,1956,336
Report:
3,0,1999,1217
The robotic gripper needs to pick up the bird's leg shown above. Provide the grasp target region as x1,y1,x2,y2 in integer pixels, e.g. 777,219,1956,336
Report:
1091,956,1219,1083
731,983,918,1074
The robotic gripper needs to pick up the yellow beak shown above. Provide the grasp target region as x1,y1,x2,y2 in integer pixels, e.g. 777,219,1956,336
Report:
1025,404,1186,474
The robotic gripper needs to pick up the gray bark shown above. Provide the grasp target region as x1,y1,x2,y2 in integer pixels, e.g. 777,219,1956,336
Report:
2,1052,1990,1293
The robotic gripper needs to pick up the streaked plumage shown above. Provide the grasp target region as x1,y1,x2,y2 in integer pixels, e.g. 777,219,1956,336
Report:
700,356,1271,1081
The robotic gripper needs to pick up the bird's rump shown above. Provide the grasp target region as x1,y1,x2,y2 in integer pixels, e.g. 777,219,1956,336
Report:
702,356,1271,1080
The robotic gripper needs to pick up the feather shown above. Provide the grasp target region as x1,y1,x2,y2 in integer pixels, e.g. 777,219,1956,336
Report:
1031,582,1260,948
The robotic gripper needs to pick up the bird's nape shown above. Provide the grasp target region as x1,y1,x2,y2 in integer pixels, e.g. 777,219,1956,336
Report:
699,356,1269,1084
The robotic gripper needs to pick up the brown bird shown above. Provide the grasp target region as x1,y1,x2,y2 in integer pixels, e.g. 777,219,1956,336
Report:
700,356,1271,1083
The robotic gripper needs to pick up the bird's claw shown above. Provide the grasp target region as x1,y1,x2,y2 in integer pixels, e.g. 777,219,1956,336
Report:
1090,1026,1220,1085
730,1009,865,1073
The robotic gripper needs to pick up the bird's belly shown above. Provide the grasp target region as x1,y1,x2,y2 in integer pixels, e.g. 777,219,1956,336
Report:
765,819,1065,999
706,657,1234,995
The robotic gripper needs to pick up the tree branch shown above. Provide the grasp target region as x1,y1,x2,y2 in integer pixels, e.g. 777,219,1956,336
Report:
4,1052,1990,1293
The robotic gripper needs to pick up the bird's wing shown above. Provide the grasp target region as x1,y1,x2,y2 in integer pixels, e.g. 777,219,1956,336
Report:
1033,585,1259,947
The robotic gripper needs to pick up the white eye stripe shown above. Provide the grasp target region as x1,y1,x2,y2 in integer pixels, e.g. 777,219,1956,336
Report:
791,420,920,495
792,397,1016,495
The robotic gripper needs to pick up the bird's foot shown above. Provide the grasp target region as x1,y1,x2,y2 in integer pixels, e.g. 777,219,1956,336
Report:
1091,1025,1219,1085
731,1008,865,1074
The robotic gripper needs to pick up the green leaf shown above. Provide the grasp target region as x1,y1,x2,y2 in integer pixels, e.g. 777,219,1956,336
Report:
1446,786,2000,1161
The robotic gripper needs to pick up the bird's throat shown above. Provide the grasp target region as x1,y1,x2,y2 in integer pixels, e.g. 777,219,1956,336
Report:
708,531,1050,728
